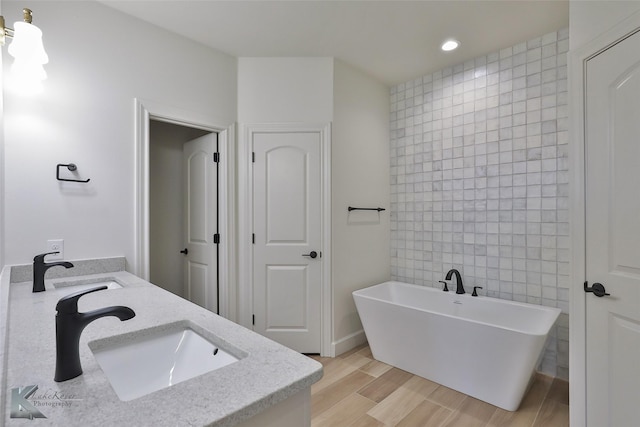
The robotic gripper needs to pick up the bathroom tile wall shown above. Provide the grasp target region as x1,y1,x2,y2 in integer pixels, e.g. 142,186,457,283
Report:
389,29,569,379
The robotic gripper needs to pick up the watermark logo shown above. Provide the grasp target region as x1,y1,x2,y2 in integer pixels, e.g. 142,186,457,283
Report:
10,385,82,420
10,385,46,420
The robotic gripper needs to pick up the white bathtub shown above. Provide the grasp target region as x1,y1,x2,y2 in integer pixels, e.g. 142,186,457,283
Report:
353,281,561,411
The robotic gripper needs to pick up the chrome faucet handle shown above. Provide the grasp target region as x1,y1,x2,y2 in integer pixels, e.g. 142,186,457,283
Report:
438,280,449,292
56,286,108,314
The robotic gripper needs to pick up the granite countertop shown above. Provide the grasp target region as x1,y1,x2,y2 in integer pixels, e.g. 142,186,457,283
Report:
0,260,323,426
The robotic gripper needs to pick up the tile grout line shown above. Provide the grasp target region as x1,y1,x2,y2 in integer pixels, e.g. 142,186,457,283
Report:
310,372,378,419
357,393,379,405
436,400,461,427
425,390,467,413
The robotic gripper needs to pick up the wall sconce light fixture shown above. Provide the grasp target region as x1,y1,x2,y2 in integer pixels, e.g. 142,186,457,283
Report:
0,8,49,94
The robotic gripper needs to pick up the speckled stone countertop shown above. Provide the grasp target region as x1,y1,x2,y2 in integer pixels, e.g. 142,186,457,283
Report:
0,262,322,426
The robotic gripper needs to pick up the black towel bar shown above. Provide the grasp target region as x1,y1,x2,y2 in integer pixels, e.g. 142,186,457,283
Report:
348,206,385,212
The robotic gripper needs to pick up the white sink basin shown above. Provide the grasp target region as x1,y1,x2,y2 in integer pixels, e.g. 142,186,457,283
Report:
91,327,240,401
54,279,123,293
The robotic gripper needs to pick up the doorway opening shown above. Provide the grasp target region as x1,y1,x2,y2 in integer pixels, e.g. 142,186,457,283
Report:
135,99,237,321
149,120,219,312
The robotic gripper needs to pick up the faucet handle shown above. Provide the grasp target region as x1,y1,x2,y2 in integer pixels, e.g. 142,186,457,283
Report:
438,280,449,292
472,286,483,297
34,251,60,263
56,286,108,314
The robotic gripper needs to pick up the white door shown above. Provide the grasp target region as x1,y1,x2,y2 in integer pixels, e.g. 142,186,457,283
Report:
252,131,322,353
182,133,218,312
585,29,640,427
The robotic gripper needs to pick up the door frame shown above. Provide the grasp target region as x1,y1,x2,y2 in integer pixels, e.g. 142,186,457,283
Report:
134,98,237,320
569,12,640,426
238,123,332,356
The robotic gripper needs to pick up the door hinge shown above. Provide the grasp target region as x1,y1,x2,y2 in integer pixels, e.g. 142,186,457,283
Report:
213,233,220,244
252,233,255,244
252,314,255,325
252,152,255,163
213,152,219,163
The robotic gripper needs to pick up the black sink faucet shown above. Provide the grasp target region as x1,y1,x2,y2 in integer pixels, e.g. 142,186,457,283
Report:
33,251,74,293
54,286,135,382
445,269,465,295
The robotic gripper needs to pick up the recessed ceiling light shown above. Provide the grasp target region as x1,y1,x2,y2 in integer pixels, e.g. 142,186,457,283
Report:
441,39,459,52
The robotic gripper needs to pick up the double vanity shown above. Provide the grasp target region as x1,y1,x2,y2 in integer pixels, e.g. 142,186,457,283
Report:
0,257,322,426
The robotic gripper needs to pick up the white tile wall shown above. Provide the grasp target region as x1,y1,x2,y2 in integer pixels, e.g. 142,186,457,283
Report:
390,28,569,379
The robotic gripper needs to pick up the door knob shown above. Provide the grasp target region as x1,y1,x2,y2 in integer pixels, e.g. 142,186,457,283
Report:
180,248,188,255
302,251,318,259
584,281,610,297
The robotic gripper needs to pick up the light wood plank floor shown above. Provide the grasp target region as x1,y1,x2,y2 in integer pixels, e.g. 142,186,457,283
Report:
310,345,569,427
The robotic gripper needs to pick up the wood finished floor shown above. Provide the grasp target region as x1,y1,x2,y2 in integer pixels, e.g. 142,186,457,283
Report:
309,345,569,427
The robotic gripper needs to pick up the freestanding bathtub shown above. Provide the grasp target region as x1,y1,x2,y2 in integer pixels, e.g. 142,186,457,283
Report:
353,281,561,411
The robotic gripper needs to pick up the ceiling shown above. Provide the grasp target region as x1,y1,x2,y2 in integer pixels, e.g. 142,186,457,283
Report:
101,1,569,86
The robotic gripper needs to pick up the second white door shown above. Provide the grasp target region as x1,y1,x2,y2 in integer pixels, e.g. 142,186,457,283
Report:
183,133,218,313
252,130,322,353
585,28,640,426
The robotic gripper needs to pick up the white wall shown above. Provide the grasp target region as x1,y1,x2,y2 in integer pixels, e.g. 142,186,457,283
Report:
0,1,4,269
238,58,391,354
237,57,333,123
570,0,640,49
332,60,390,348
2,1,236,267
237,56,334,345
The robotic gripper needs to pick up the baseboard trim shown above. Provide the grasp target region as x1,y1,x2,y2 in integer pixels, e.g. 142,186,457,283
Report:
332,329,367,357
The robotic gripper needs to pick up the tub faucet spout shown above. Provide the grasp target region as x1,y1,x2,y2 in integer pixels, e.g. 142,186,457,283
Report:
54,286,135,382
33,251,74,293
445,269,465,294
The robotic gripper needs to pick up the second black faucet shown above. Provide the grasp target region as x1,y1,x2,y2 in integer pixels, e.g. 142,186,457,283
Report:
33,251,74,293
